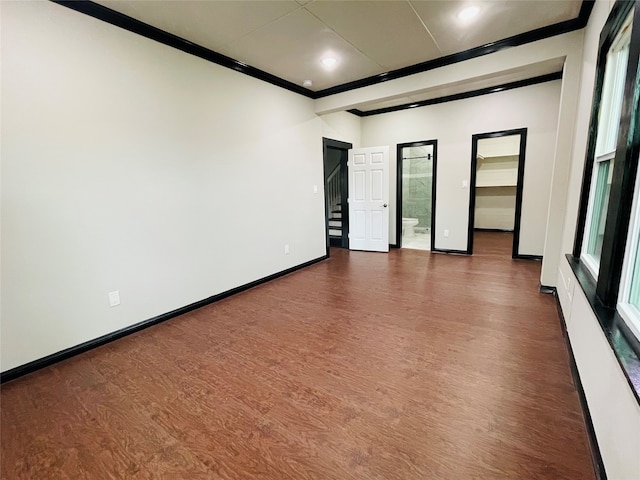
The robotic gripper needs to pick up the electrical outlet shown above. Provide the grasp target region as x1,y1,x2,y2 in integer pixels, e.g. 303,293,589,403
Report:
284,244,290,255
444,229,449,238
108,291,120,307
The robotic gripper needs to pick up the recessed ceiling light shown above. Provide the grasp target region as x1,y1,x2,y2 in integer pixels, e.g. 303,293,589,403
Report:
321,57,338,68
302,79,313,87
458,6,480,21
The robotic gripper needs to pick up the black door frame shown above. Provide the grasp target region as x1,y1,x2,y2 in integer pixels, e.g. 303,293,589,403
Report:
395,140,438,250
322,138,352,255
467,128,528,258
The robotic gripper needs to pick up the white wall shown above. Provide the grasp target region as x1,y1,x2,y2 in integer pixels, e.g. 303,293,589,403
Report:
554,1,640,479
475,155,519,187
475,154,518,230
0,1,356,371
361,81,562,254
320,111,361,148
477,135,521,157
475,187,517,230
557,263,640,480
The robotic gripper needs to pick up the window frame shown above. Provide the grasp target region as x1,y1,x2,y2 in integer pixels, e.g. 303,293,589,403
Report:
570,0,640,402
617,154,640,343
573,0,640,306
581,152,615,278
578,7,634,280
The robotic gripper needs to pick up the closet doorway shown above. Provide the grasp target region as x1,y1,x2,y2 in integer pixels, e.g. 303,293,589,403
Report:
396,140,437,250
468,129,527,257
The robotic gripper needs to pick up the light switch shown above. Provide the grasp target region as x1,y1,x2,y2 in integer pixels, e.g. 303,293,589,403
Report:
108,291,120,307
462,180,468,188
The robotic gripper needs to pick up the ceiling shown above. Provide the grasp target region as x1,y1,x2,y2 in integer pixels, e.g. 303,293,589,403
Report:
94,0,584,111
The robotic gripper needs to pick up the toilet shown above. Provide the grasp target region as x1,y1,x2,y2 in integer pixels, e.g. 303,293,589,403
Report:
402,217,419,237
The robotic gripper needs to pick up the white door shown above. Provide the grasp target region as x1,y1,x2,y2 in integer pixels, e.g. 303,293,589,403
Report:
348,146,390,252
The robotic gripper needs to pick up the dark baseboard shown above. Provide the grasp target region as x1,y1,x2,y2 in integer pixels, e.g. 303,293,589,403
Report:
1,254,328,384
329,237,342,247
540,284,556,294
514,254,543,261
474,228,515,232
553,293,607,480
390,243,399,249
431,248,469,255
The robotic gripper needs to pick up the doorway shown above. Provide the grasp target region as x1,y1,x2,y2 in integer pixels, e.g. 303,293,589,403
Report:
396,140,437,250
467,128,527,257
323,138,351,253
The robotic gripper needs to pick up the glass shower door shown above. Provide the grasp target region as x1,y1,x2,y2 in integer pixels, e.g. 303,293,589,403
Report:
400,144,433,250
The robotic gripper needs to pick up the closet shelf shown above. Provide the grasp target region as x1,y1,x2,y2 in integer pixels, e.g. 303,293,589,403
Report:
476,182,517,188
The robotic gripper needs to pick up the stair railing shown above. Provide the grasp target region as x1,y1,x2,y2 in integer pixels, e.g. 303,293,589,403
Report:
326,164,341,214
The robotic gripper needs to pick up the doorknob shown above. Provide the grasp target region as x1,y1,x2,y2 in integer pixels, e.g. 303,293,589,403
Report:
381,204,388,208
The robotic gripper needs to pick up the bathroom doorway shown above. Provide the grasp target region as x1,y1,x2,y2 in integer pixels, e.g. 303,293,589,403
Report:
467,128,527,257
396,140,437,250
323,138,352,253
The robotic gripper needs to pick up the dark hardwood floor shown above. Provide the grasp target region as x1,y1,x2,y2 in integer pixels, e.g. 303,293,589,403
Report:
1,232,594,479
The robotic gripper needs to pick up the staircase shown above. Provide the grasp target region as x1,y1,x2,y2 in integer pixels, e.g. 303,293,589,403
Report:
326,164,344,242
328,203,343,238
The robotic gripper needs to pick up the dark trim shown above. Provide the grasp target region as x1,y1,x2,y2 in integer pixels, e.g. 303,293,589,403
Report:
323,138,352,253
51,1,315,98
540,285,557,294
1,254,328,384
52,1,589,101
396,140,438,251
553,289,608,480
328,237,342,248
513,131,529,257
468,138,479,255
573,1,640,286
468,128,528,257
514,254,543,261
567,254,640,405
431,248,469,255
572,6,611,258
313,3,592,98
474,228,514,232
596,3,640,305
389,244,400,249
351,72,563,117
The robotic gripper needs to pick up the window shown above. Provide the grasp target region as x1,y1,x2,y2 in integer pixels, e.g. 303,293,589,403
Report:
618,154,640,342
571,0,640,394
581,11,632,278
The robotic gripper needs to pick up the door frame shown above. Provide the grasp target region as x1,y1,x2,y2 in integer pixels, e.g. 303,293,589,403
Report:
467,128,527,257
323,138,352,255
395,140,438,249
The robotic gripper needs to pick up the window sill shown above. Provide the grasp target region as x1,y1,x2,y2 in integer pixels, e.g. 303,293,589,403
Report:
567,254,640,406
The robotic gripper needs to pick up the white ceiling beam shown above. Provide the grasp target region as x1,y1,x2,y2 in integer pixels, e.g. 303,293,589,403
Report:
314,30,583,114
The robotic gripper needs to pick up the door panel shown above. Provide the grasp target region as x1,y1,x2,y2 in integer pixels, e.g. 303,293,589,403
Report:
354,171,366,200
348,146,390,252
353,211,366,240
371,211,384,240
371,170,383,200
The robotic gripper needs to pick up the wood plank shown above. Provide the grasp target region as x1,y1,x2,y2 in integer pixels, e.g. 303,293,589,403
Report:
1,232,595,479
